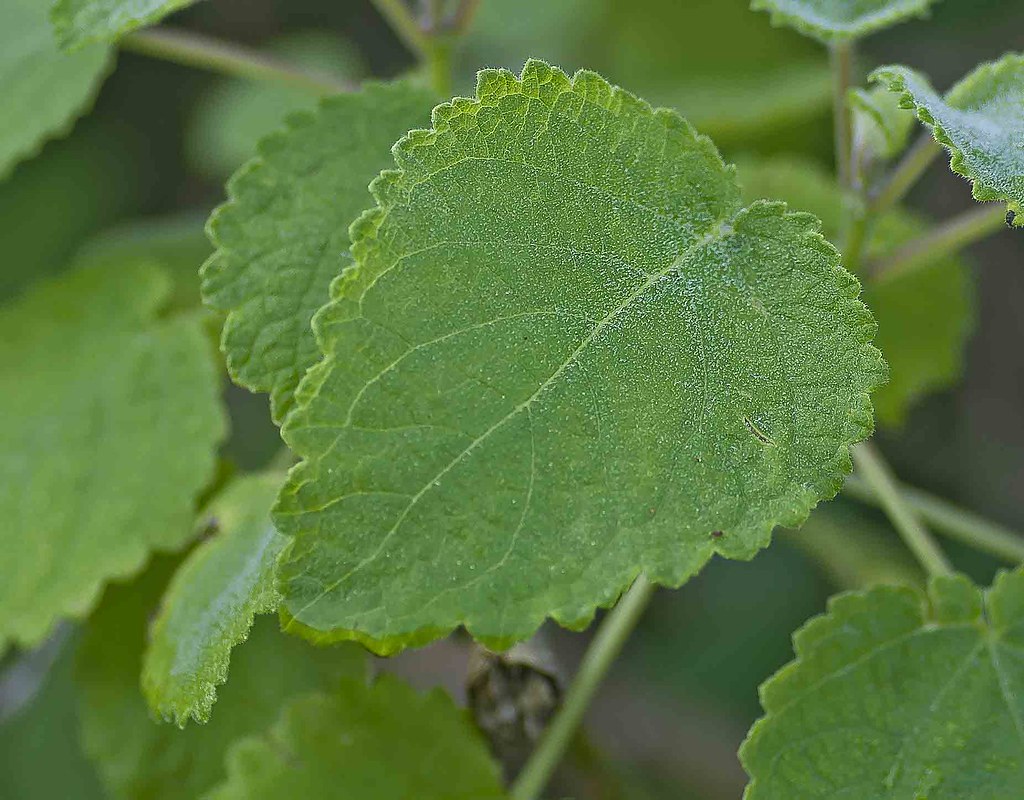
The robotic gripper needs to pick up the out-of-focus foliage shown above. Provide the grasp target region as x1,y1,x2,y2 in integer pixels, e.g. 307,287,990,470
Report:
52,0,201,49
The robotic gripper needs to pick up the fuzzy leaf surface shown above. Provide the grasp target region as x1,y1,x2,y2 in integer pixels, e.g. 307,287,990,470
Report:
52,0,200,49
874,54,1024,223
741,569,1024,798
738,156,972,425
210,676,505,800
275,61,885,654
750,0,939,41
0,0,110,179
850,85,915,160
0,261,224,649
143,472,288,727
202,81,436,423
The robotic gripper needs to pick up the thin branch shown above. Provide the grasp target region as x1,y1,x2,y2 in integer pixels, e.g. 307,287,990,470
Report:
120,27,352,95
831,41,855,191
370,0,429,56
868,133,942,216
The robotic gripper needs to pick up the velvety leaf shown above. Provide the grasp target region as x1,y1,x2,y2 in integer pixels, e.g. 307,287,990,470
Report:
738,155,973,425
143,473,289,727
0,0,111,179
873,54,1024,224
52,0,200,49
850,85,915,160
210,676,505,800
0,261,225,649
741,569,1024,798
78,558,367,800
750,0,941,41
202,81,436,423
275,61,885,654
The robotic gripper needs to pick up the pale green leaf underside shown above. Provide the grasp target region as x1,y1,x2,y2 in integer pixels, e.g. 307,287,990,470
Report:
0,0,111,179
850,85,915,160
210,676,505,800
0,261,224,649
52,0,199,49
737,156,973,426
873,55,1024,224
143,472,288,727
275,60,885,654
202,81,436,423
741,569,1024,798
750,0,939,41
79,561,367,800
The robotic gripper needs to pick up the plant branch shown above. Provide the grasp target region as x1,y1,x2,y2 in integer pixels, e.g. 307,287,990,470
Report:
843,474,1024,563
869,204,1007,281
831,41,854,191
851,442,953,577
370,0,430,56
120,27,352,94
868,133,942,216
510,575,657,800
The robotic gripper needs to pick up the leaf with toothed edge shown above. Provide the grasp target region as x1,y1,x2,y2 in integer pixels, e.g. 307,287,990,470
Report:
202,81,437,424
873,54,1024,226
274,60,885,655
749,0,941,42
740,568,1024,799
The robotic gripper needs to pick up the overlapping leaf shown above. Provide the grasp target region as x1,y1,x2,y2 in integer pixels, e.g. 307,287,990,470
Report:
873,54,1024,224
202,81,436,423
741,569,1024,798
738,156,973,425
274,61,885,654
210,676,505,800
0,261,224,649
78,559,366,800
750,0,941,41
0,0,111,179
143,472,289,727
850,85,915,160
52,0,200,50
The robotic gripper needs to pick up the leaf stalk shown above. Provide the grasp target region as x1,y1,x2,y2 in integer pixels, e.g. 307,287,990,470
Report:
831,41,855,191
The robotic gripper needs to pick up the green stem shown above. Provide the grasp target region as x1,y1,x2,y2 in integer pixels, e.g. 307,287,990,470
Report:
831,41,854,191
424,34,454,96
843,474,1024,564
510,575,657,800
120,27,351,94
869,204,1007,281
868,133,942,216
851,442,953,577
370,0,430,56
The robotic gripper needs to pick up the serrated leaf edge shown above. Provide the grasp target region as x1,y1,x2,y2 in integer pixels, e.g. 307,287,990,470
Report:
749,0,939,42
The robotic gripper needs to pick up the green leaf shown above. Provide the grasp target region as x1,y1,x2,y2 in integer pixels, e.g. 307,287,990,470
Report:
750,0,940,41
737,155,973,426
78,558,367,800
52,0,199,50
873,54,1024,225
741,569,1024,798
142,472,289,727
0,0,111,179
0,261,225,649
202,81,436,423
210,675,505,800
850,85,915,160
275,61,885,654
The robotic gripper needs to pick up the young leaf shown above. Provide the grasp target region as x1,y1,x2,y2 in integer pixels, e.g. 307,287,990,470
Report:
873,54,1024,225
51,0,199,50
142,472,289,727
0,0,111,179
209,676,506,799
0,261,225,650
202,81,436,423
741,569,1024,798
275,61,885,654
737,156,973,426
750,0,940,42
78,559,367,800
850,85,915,160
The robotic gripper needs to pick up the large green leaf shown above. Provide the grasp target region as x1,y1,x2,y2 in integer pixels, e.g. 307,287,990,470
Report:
873,54,1024,224
737,156,973,425
202,81,435,423
143,473,289,727
750,0,941,41
0,261,225,649
52,0,199,49
741,569,1024,798
274,61,885,653
0,0,111,179
78,559,366,800
210,675,505,800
